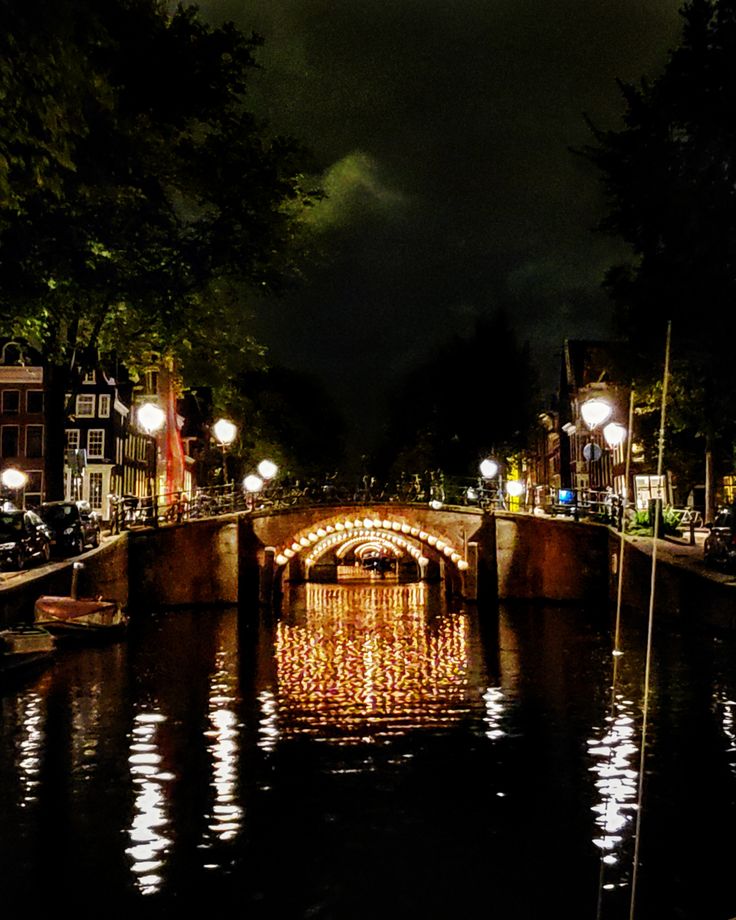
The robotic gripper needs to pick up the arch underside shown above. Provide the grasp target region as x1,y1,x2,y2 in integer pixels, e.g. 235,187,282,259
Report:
273,514,469,573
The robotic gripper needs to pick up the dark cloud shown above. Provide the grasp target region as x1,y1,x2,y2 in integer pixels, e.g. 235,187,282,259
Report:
197,0,683,444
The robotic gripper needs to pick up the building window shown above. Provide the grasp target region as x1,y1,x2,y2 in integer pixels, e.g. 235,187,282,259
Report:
26,390,43,414
89,472,103,510
87,429,105,459
2,390,20,414
25,470,43,508
98,394,111,418
76,394,95,417
83,370,96,384
1,425,19,457
26,425,44,459
66,429,80,451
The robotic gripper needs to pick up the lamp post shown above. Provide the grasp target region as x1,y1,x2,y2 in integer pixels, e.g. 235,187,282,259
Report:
580,398,613,490
479,457,501,508
1,467,27,510
243,473,263,512
137,402,166,522
213,418,237,487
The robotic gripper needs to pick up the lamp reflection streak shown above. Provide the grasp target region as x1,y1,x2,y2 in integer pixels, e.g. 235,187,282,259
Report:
714,689,736,776
588,693,639,874
272,583,475,743
203,647,243,845
126,711,173,895
16,692,45,805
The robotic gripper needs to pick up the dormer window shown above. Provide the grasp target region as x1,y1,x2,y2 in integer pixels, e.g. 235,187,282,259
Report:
83,370,96,385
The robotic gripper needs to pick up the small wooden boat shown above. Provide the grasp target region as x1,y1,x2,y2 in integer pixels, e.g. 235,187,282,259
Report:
34,562,128,638
0,624,55,683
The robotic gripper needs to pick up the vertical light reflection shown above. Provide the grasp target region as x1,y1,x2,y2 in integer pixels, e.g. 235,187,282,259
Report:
273,582,479,743
126,711,173,895
201,621,243,851
258,689,280,752
714,689,736,777
482,686,506,740
588,693,639,877
16,691,45,805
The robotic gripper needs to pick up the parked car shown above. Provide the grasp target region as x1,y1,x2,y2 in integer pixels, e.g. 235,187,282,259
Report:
704,505,736,571
0,509,52,570
39,500,101,556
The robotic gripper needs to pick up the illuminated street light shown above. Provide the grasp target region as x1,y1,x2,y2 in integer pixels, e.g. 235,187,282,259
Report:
603,421,627,448
479,458,498,479
505,479,525,498
213,418,237,486
580,398,612,431
243,473,264,512
137,402,166,434
1,468,27,510
257,459,278,481
213,418,237,447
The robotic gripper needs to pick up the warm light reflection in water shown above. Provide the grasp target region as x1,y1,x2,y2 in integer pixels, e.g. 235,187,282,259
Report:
202,619,243,851
15,691,45,806
588,692,639,883
714,687,736,777
274,582,481,743
126,711,174,895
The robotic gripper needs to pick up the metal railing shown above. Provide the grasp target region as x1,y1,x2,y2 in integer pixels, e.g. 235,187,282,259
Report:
104,477,633,532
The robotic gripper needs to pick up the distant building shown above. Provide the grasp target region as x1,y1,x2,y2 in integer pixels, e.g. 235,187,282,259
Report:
0,340,46,507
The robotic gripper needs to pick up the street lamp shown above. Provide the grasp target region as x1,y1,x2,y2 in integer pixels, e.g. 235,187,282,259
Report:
243,473,263,511
257,459,278,482
479,457,501,508
580,398,612,431
137,402,166,435
213,418,237,485
603,421,627,449
1,467,27,509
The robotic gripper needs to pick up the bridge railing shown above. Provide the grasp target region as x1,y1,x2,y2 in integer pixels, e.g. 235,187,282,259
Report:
105,478,628,532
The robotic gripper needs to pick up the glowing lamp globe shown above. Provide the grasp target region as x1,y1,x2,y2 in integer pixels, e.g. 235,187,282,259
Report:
243,474,263,493
257,459,278,480
580,398,612,430
505,479,525,498
479,458,498,479
137,402,166,434
429,499,443,510
213,418,237,446
1,468,27,490
603,422,627,448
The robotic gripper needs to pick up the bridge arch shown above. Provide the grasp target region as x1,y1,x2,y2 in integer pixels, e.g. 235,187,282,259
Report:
272,514,469,573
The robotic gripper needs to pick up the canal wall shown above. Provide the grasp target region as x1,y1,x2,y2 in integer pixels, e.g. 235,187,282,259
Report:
0,535,129,628
3,512,735,627
608,532,736,630
494,512,610,603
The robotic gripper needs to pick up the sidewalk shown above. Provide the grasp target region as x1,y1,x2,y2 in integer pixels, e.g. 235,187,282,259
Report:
622,528,736,585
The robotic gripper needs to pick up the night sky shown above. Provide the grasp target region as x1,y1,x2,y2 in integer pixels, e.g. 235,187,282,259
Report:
197,0,683,445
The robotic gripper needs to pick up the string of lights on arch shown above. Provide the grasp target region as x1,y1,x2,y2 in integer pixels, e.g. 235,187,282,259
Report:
273,516,469,570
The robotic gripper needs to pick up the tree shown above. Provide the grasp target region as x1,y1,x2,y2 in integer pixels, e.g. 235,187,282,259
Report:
583,0,736,517
0,0,320,498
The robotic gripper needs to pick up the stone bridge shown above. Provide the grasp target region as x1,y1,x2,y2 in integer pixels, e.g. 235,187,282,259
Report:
248,502,490,601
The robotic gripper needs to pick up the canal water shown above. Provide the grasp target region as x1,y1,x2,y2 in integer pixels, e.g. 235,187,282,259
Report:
1,581,736,920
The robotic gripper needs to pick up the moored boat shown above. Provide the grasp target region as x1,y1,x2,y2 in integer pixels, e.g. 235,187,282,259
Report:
0,624,55,683
34,562,128,638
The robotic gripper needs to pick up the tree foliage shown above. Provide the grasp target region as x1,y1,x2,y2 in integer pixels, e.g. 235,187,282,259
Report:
0,0,320,495
583,0,736,502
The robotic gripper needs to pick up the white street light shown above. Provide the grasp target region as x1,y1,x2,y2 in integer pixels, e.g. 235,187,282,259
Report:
603,421,627,448
505,479,525,498
479,458,498,479
257,459,278,481
1,468,27,490
580,398,612,431
213,418,237,446
137,402,166,434
243,474,263,493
